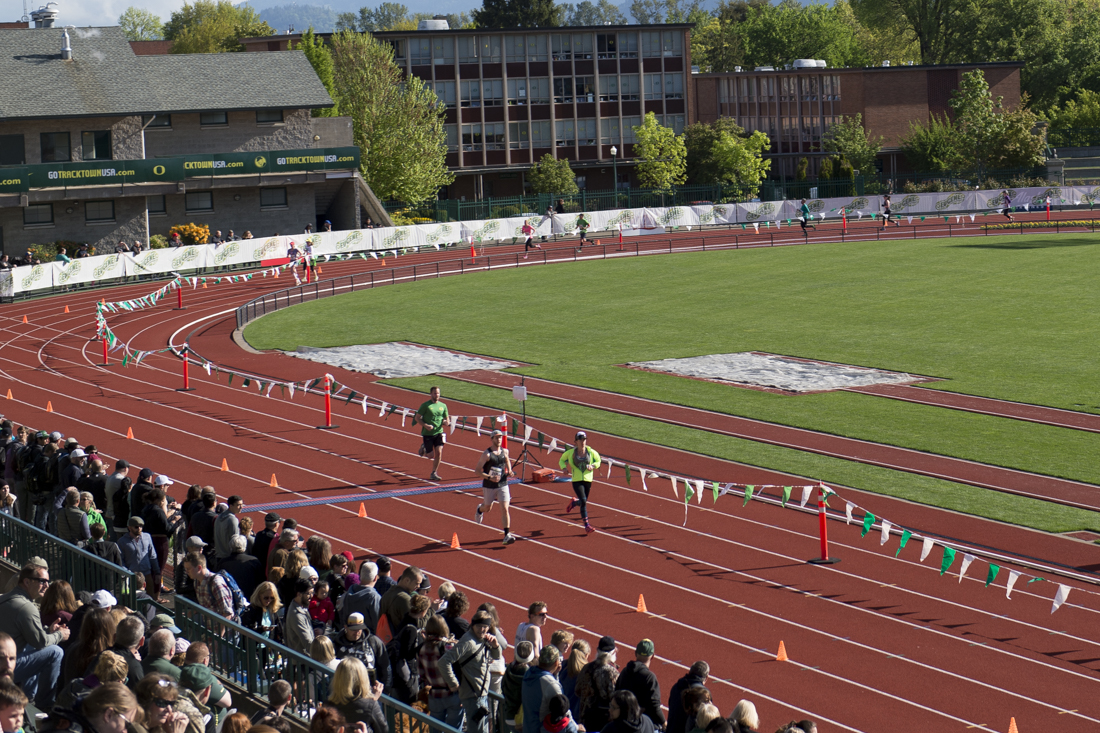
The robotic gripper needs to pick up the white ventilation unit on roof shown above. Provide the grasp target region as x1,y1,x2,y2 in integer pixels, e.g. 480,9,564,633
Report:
792,59,816,69
30,1,59,27
418,17,449,31
754,66,774,71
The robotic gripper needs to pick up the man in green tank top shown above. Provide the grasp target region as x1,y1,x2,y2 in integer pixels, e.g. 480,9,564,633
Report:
413,386,450,482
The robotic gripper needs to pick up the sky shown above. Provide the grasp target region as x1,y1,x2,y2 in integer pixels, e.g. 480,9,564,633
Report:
9,1,185,27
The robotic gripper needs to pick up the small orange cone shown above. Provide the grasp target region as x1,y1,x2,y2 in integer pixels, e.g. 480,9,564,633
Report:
220,458,229,471
317,267,323,275
273,269,279,278
21,315,27,324
450,532,461,549
636,594,647,613
125,427,134,439
4,389,10,399
63,305,70,313
596,239,601,246
1007,718,1018,733
380,258,385,266
358,503,367,518
270,474,278,487
45,401,53,413
776,641,788,662
202,282,207,289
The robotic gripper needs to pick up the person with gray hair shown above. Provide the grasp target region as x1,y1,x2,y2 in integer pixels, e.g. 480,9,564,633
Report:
56,488,91,546
340,561,381,634
219,532,262,599
141,628,180,681
266,527,300,576
521,645,562,733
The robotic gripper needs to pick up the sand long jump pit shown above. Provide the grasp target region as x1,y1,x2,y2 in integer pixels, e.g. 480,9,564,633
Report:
288,342,520,378
624,352,934,394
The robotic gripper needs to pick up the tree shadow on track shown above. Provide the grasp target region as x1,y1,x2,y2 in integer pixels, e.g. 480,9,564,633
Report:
949,237,1097,250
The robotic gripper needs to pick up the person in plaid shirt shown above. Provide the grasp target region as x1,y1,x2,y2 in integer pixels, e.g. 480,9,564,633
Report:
418,614,461,728
183,552,234,620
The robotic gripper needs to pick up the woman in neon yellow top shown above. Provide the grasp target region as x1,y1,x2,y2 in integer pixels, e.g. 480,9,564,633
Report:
559,431,601,535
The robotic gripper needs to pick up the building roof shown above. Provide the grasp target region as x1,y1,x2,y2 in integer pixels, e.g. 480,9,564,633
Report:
244,22,694,44
0,26,333,121
697,60,1025,76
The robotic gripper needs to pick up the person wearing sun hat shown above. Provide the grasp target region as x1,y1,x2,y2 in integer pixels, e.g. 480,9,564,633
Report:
613,640,664,729
559,431,602,535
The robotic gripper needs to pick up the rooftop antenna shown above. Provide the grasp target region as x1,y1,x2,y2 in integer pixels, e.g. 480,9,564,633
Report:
21,0,29,24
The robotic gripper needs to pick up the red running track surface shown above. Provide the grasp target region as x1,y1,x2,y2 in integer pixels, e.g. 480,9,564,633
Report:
3,227,1100,732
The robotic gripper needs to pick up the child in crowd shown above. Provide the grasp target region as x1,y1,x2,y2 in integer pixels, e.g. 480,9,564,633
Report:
309,580,335,631
0,679,28,733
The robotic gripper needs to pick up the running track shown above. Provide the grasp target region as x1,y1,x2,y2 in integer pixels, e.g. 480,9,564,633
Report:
3,219,1100,732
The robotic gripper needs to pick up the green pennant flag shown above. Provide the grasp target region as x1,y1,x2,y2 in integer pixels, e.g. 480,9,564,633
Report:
985,564,1000,587
742,485,754,506
345,390,358,405
227,373,234,386
713,481,721,504
920,216,926,221
242,378,251,388
511,419,519,436
331,381,342,394
386,404,397,416
944,216,949,222
741,223,746,230
861,512,875,537
461,416,468,429
895,529,912,557
121,352,130,367
307,378,321,391
1027,577,1045,584
538,432,545,451
684,482,694,505
781,486,792,507
258,381,266,393
940,546,957,575
625,465,632,484
280,385,286,398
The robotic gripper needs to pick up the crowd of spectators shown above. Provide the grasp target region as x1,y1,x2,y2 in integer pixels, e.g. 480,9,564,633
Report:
0,419,818,733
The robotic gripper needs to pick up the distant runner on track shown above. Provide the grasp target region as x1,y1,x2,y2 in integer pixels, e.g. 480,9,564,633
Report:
413,386,450,482
561,431,601,535
1002,190,1015,222
474,430,515,545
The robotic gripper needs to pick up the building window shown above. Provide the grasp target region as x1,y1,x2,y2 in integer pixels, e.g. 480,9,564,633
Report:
460,81,482,107
527,34,548,61
0,134,24,165
256,110,283,124
553,77,573,104
529,77,550,104
40,132,70,162
23,203,52,225
618,32,638,58
620,74,640,101
462,124,483,151
551,34,571,60
142,114,171,128
458,36,478,62
434,81,456,108
200,112,228,126
81,131,112,160
185,191,213,211
577,119,597,145
661,31,682,57
761,76,775,100
597,33,617,59
485,123,505,150
575,174,587,190
662,115,685,135
622,116,641,143
433,36,454,64
85,200,115,222
575,76,595,102
260,187,288,209
600,118,620,144
555,120,575,146
505,35,525,61
508,122,529,148
780,76,793,102
507,78,528,105
664,73,684,99
444,124,458,152
410,38,432,64
599,76,619,102
641,32,661,58
643,74,663,100
147,194,166,215
387,39,406,62
483,79,504,106
573,33,593,59
480,35,502,62
530,120,552,147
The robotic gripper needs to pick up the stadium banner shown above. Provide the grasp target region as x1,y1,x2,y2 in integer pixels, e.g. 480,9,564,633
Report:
7,184,1094,295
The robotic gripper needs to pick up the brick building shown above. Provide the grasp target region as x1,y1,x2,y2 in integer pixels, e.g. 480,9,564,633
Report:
244,23,695,199
693,61,1024,178
0,26,378,256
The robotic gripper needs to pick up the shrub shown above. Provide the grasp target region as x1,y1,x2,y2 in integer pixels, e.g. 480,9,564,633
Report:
149,234,170,249
169,223,210,245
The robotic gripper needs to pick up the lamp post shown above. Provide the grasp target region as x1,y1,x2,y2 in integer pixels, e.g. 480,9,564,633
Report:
610,145,618,208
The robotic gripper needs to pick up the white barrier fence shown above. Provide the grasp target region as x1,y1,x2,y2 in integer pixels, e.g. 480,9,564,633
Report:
2,184,1091,298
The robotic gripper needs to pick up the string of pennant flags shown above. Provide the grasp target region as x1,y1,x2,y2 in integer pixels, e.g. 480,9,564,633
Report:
94,247,1089,619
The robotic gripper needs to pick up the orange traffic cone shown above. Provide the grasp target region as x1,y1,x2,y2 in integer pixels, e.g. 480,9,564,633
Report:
317,267,323,275
270,474,278,487
220,458,229,471
45,401,53,412
125,427,134,439
4,389,10,399
21,315,27,324
776,641,788,662
380,258,385,266
63,305,70,313
358,503,367,518
636,595,647,613
202,282,207,289
450,532,461,549
1007,718,1018,733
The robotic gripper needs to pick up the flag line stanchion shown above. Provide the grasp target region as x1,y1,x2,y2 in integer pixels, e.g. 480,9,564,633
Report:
319,373,338,430
177,348,195,392
102,338,109,366
808,484,840,565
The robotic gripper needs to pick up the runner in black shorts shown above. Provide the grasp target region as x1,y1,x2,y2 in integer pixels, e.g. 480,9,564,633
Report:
882,194,895,230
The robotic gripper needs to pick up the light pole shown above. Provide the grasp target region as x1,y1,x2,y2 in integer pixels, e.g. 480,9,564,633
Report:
610,145,618,208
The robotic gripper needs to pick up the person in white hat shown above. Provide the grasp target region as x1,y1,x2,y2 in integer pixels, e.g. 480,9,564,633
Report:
560,432,601,535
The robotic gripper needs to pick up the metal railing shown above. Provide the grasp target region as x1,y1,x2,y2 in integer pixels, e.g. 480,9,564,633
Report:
0,512,137,607
171,596,460,733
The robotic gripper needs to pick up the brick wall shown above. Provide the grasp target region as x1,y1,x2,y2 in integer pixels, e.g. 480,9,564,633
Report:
143,109,314,157
150,184,316,240
862,69,929,147
0,196,147,254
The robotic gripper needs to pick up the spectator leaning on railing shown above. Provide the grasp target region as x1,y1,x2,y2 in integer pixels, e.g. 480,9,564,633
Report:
0,563,69,709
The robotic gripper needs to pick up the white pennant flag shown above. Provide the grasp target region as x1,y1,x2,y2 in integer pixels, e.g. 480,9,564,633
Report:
1023,203,1030,211
640,471,649,492
524,426,532,443
379,401,387,417
969,213,975,222
907,216,913,224
920,537,935,561
288,383,295,399
753,222,759,232
265,383,275,398
548,437,558,454
1006,570,1022,598
857,211,863,220
449,418,457,435
362,396,369,414
955,215,960,223
1052,584,1072,614
696,479,704,504
476,416,483,436
800,485,813,508
958,553,975,582
845,502,854,525
204,362,212,375
880,520,892,545
606,459,613,478
498,413,507,428
401,408,409,427
718,483,733,497
670,476,678,498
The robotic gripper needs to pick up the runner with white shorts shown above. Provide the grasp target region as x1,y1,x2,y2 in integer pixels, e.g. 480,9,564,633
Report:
474,430,515,545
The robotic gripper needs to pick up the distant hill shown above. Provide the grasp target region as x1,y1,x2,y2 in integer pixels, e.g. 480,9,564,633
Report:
250,3,340,33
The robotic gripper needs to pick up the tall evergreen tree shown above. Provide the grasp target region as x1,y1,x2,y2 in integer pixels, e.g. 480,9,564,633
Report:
295,29,338,117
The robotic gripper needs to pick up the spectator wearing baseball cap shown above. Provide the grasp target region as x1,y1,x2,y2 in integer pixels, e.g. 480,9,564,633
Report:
253,513,281,570
130,468,155,522
613,640,664,729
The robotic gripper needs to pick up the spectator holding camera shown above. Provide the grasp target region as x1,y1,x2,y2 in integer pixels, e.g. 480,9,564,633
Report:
439,610,501,733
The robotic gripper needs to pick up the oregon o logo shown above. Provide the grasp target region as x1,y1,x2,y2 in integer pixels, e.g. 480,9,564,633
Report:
153,165,165,175
254,156,267,168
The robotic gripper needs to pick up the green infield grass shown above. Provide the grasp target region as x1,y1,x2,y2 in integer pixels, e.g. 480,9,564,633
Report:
244,232,1100,530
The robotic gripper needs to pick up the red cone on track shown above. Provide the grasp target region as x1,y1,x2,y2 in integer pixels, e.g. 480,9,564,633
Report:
776,641,788,662
1007,718,1018,733
636,595,647,613
126,427,134,439
63,305,69,313
45,401,53,412
270,474,278,487
21,315,27,324
4,389,10,399
220,458,229,471
358,503,367,518
451,532,461,549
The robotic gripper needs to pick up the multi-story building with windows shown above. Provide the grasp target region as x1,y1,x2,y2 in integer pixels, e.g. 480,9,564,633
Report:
245,23,694,199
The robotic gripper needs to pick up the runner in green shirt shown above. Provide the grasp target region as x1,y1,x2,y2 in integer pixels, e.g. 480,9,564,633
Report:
413,386,450,482
577,214,590,250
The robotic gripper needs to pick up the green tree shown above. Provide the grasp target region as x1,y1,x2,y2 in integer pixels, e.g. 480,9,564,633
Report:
899,114,965,172
527,154,579,195
164,1,274,53
356,3,410,31
295,28,338,117
709,128,771,196
822,114,884,176
335,12,357,31
948,69,1044,171
795,157,808,181
1044,89,1100,131
330,31,454,203
563,0,628,25
119,7,164,40
851,0,985,65
633,112,687,191
629,0,703,24
474,0,563,29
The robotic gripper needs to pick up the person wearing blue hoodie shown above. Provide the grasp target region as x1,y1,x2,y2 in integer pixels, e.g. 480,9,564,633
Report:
523,646,563,733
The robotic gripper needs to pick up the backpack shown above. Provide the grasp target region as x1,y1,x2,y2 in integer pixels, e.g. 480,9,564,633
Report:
112,477,132,525
217,570,248,618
